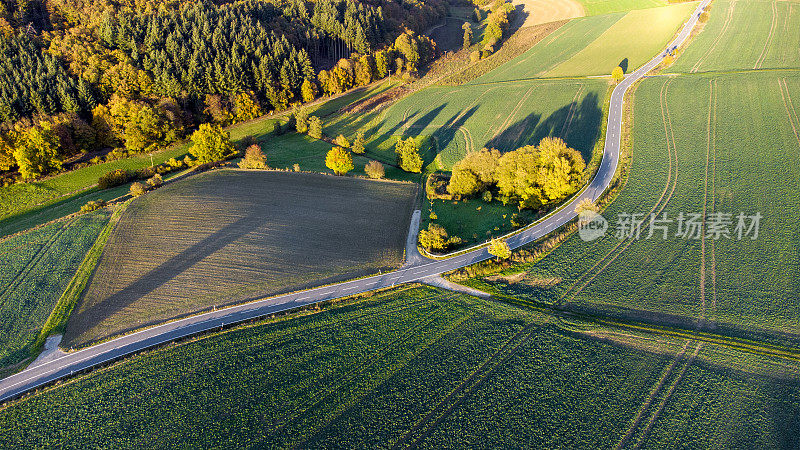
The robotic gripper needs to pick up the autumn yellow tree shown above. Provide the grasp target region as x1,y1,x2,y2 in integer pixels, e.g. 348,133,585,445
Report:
612,66,625,83
326,146,353,175
488,238,511,260
189,123,235,164
11,123,63,180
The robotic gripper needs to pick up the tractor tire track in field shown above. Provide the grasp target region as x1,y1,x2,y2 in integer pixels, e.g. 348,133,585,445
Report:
631,341,703,449
691,1,737,73
699,79,717,323
391,324,538,449
754,1,778,70
709,80,718,317
271,295,460,434
559,84,586,139
0,219,75,304
614,340,690,450
779,78,800,150
459,127,475,154
558,78,679,307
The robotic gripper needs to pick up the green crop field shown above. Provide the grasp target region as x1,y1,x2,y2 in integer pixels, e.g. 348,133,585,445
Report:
577,0,668,16
672,0,800,73
63,170,417,348
2,286,798,447
469,13,625,83
468,71,800,338
0,210,110,368
546,3,697,77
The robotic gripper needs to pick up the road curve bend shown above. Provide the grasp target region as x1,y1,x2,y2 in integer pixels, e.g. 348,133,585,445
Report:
0,0,710,404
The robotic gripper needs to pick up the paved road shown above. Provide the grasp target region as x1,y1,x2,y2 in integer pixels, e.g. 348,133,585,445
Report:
0,0,710,404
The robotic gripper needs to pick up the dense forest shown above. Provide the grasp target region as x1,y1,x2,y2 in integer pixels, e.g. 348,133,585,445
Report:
0,0,447,180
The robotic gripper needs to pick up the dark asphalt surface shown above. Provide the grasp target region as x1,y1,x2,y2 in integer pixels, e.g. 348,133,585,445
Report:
0,0,710,404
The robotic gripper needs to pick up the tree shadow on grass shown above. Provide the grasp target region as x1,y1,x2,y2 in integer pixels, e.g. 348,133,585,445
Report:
619,58,629,73
485,92,601,162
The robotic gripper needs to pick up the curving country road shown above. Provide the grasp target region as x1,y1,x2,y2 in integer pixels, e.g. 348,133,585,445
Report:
0,0,710,404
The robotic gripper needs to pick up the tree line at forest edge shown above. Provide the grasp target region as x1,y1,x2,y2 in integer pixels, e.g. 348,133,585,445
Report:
0,0,458,181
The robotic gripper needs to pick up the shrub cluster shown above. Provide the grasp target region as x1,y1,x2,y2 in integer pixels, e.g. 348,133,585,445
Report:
80,200,107,212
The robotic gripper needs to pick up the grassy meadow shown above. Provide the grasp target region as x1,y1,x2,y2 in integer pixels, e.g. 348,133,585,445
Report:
0,210,110,368
3,286,799,447
63,170,417,348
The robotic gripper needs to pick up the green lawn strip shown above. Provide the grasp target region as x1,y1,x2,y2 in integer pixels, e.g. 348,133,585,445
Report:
546,3,697,77
32,203,129,352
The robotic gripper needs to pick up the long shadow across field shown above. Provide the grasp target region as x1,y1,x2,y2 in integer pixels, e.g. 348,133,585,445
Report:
486,93,601,161
65,212,265,345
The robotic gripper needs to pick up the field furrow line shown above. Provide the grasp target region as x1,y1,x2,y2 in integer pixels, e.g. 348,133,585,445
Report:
632,341,703,449
559,84,586,139
0,219,74,302
699,79,716,320
754,1,778,69
274,298,462,435
785,4,794,64
392,324,537,449
560,79,679,306
691,1,737,73
779,78,800,150
614,340,691,450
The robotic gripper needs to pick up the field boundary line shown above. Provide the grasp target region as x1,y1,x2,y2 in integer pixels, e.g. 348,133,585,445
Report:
632,341,703,449
691,0,737,73
614,340,690,450
754,1,778,70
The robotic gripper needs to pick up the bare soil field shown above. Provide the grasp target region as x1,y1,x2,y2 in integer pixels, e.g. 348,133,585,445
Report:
63,170,417,348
